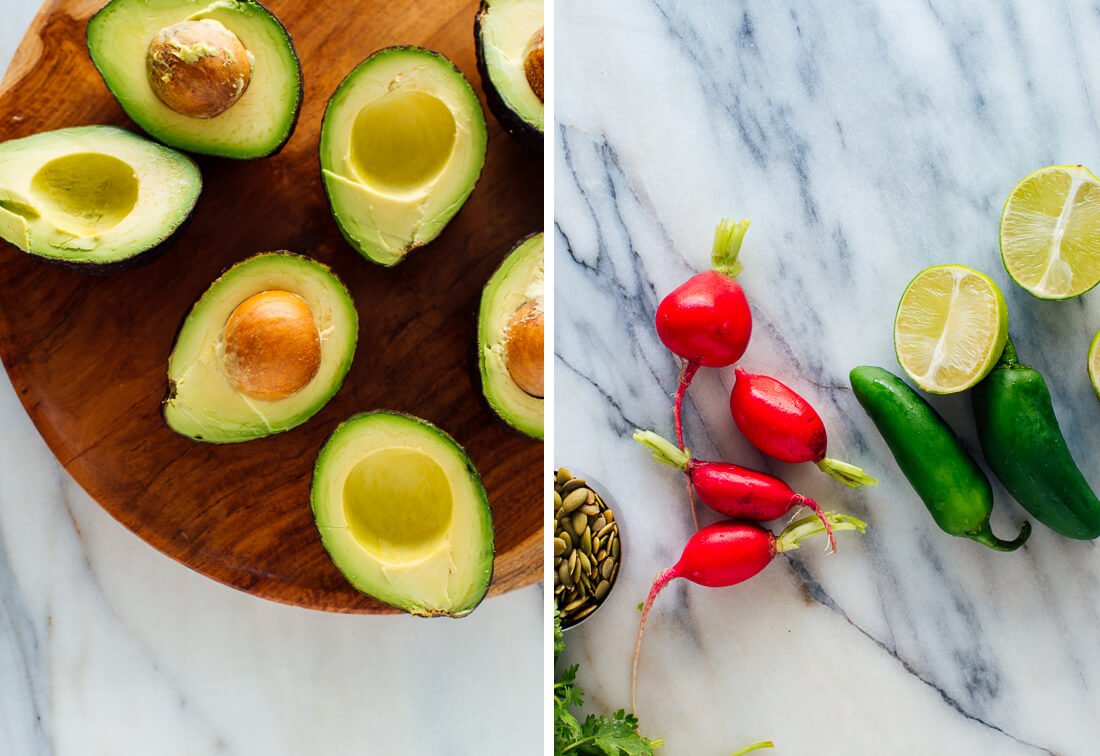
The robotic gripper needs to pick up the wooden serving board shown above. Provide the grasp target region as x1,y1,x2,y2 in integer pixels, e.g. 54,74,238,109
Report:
0,0,543,613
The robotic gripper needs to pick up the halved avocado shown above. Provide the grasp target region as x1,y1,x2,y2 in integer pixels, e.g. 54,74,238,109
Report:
87,0,302,159
164,252,358,443
478,232,543,439
0,125,200,269
475,0,544,150
319,46,488,266
311,411,494,617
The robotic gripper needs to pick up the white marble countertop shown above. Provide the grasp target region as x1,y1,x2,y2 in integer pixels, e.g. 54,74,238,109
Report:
556,2,1100,754
0,3,541,754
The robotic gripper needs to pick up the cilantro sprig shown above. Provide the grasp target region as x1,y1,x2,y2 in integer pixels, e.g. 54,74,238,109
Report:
554,612,662,755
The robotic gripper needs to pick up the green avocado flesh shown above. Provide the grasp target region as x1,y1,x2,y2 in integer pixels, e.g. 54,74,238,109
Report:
479,232,544,439
0,126,200,265
87,0,302,159
164,252,358,443
311,411,494,617
476,0,544,135
320,46,488,266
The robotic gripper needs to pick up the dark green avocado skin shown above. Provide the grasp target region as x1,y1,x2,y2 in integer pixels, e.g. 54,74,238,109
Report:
474,1,542,152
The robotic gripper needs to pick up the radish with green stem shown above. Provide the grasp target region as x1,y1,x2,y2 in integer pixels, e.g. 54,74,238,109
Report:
655,218,754,450
634,429,839,552
730,368,877,489
630,513,866,713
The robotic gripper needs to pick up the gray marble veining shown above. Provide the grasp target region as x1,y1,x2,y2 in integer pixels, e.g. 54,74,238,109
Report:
556,2,1100,753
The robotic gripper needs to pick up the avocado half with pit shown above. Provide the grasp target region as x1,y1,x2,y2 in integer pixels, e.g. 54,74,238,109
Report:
0,125,200,269
312,411,494,617
164,252,358,443
475,0,544,149
320,46,488,266
87,0,302,159
478,232,543,439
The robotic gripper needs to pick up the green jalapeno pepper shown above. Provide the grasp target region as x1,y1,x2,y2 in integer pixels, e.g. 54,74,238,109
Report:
972,338,1100,540
850,365,1030,551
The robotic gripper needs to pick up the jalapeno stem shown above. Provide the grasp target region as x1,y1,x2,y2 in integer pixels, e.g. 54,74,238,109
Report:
997,335,1020,368
967,519,1031,551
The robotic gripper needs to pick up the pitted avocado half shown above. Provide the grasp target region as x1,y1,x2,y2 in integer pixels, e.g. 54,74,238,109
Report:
320,46,487,266
311,411,494,617
0,125,200,269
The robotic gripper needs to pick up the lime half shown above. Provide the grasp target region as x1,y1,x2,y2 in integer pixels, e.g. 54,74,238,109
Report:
1000,165,1100,300
1090,329,1100,401
894,265,1009,394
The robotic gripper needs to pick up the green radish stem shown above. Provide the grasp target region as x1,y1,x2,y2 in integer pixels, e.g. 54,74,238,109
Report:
711,217,750,277
817,457,879,489
639,425,699,530
635,429,691,469
731,742,775,756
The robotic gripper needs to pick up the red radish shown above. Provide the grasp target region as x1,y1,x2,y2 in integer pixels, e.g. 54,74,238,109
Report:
730,368,877,489
631,513,866,712
655,218,754,450
634,429,838,551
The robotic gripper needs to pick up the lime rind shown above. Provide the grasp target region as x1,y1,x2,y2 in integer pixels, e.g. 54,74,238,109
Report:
893,264,1009,394
1000,164,1100,301
1090,329,1100,401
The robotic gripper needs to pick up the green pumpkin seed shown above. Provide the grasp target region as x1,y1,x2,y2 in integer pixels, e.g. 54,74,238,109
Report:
603,508,614,523
572,604,597,622
553,537,566,557
594,580,611,600
597,523,615,540
600,558,615,580
558,562,572,587
563,597,587,613
571,511,587,537
571,560,582,583
611,537,620,559
580,528,592,554
562,489,588,514
560,530,572,548
562,478,587,493
577,550,591,573
592,516,606,532
556,468,572,486
579,503,600,516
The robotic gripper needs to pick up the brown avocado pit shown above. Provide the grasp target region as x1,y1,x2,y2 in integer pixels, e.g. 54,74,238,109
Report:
524,28,544,102
504,298,544,398
146,19,253,119
222,290,321,401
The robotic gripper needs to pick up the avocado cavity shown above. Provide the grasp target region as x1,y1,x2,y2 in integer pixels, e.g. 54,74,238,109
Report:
343,448,454,562
30,153,139,237
349,90,457,195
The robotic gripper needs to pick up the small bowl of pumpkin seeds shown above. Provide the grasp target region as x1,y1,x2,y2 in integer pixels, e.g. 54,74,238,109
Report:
554,467,623,630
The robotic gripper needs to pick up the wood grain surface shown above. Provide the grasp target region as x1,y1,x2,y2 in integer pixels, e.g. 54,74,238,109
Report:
0,0,543,613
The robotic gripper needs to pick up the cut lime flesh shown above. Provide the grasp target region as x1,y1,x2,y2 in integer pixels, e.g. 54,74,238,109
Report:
894,264,1008,394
